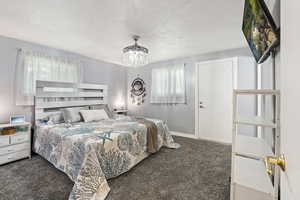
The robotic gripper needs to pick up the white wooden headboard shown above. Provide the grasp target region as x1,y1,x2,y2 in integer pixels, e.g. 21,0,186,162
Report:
34,80,108,124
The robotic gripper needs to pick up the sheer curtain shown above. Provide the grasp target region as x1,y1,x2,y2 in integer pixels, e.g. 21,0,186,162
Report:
150,64,186,104
15,50,83,105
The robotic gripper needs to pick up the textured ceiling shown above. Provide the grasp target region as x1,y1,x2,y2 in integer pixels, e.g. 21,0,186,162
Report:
0,0,247,66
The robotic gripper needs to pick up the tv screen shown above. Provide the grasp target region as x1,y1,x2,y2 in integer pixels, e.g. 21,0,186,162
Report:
242,0,279,63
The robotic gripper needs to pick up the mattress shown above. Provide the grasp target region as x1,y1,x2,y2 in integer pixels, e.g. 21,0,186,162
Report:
33,117,179,200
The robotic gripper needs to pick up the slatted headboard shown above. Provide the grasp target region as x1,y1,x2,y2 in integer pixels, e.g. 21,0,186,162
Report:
34,80,108,124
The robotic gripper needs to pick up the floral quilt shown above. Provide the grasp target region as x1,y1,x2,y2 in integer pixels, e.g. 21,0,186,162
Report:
33,117,180,200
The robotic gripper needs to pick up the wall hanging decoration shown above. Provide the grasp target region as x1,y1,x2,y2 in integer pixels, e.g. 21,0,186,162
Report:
130,77,146,105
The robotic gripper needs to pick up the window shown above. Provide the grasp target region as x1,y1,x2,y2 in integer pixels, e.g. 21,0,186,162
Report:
150,64,186,104
15,51,83,105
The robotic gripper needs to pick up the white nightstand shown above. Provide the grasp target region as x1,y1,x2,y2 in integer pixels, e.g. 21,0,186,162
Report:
0,122,31,165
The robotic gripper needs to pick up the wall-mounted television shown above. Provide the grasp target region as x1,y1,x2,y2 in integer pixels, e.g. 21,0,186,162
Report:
242,0,280,64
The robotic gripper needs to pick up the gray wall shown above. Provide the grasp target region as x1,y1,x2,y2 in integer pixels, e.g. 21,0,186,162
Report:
127,48,253,135
0,36,127,124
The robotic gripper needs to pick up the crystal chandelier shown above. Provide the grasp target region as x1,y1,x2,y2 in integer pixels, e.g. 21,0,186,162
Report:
123,35,149,67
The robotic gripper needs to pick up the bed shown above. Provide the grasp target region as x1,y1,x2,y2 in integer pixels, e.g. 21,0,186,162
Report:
33,81,179,200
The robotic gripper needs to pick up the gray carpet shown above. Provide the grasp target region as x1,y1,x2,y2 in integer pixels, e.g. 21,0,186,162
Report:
0,137,231,200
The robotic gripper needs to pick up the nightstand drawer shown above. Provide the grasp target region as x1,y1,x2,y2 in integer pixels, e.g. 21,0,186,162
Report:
0,151,28,165
0,136,10,147
0,143,29,156
10,133,30,144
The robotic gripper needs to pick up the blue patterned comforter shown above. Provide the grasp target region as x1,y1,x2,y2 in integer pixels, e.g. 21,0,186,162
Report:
33,117,179,200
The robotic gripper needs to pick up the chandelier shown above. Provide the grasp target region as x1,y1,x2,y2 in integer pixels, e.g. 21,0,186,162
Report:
123,35,149,67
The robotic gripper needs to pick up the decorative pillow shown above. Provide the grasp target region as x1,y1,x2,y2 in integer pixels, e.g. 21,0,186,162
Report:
37,117,50,125
80,109,109,122
48,113,64,124
62,107,88,123
89,105,113,118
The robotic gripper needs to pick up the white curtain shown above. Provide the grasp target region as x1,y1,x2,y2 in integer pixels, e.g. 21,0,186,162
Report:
15,50,83,105
150,64,186,104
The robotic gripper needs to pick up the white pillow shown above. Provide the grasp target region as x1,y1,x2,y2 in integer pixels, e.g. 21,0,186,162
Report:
62,107,88,123
80,109,109,122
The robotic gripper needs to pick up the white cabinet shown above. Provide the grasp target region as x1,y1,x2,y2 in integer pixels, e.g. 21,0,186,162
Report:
0,135,9,147
0,122,31,165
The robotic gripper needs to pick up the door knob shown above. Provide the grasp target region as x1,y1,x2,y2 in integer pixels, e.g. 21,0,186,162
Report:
264,154,286,175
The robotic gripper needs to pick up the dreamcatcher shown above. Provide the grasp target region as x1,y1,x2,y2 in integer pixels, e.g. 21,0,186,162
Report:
130,77,146,105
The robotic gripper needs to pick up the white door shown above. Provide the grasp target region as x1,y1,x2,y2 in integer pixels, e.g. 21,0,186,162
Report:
196,59,234,143
280,1,300,199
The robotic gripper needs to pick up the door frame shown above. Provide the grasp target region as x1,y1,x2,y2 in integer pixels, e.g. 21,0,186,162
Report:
194,57,238,142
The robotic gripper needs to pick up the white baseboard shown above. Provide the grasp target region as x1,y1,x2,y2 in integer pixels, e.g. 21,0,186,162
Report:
170,131,232,144
170,131,198,139
197,136,232,145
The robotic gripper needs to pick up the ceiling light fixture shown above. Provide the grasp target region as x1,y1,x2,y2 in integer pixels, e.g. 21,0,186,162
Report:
123,35,149,67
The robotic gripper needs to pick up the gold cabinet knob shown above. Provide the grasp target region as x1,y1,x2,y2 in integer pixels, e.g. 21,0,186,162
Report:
264,154,286,175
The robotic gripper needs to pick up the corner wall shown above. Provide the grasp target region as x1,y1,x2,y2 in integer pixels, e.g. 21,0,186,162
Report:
0,36,127,124
127,48,252,135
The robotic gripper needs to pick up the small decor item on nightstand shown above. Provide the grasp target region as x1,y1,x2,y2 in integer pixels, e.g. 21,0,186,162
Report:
1,127,17,135
10,115,25,124
130,77,146,106
16,126,28,132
